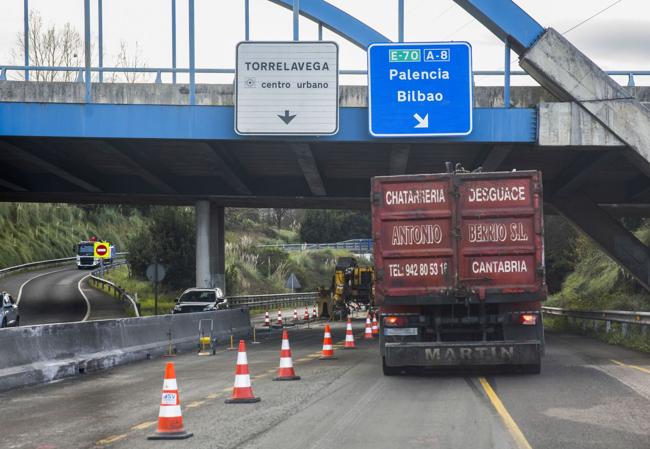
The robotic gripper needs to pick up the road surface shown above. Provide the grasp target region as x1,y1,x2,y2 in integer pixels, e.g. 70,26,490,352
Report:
0,320,648,449
0,265,128,325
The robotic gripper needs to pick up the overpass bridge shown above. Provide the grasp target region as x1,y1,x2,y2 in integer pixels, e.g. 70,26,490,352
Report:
2,0,650,295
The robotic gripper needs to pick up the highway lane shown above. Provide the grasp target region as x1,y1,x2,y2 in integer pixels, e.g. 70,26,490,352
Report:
0,265,128,325
0,322,648,449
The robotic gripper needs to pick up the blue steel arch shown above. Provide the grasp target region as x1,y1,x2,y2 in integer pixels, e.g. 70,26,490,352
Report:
269,0,544,54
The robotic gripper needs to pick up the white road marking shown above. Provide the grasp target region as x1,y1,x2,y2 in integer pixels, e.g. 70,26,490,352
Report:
15,267,70,305
78,274,92,321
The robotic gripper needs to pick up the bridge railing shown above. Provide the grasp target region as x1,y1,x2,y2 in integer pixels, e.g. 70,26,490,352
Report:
542,306,650,336
3,0,647,106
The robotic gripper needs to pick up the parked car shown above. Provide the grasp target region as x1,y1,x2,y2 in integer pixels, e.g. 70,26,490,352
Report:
1,292,19,328
172,288,227,314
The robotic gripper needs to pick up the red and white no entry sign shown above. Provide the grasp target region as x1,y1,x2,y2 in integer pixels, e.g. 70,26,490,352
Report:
94,242,111,258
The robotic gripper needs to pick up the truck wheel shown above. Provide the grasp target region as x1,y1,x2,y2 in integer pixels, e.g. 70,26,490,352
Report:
382,357,400,376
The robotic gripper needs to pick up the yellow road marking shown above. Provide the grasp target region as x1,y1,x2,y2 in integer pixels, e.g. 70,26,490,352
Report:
206,393,221,399
296,357,311,362
478,377,533,449
96,434,128,445
130,421,156,431
222,386,232,392
611,359,650,375
186,400,205,408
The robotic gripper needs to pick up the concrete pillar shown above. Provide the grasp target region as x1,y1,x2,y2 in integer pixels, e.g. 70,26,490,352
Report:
209,203,225,294
195,200,211,288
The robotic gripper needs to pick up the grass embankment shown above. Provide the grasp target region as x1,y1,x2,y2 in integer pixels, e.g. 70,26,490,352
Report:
0,203,141,268
545,222,650,353
101,265,179,316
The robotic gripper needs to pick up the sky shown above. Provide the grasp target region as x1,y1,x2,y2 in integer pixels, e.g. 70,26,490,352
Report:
0,0,649,85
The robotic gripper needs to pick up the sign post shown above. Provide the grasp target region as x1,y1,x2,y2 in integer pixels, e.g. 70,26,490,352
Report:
368,42,473,137
146,263,166,316
235,41,339,136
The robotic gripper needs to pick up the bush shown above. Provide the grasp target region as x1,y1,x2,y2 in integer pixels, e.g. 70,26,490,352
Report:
299,210,370,243
256,247,290,277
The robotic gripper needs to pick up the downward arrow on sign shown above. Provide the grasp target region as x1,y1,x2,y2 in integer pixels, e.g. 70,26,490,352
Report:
278,110,297,124
413,113,429,128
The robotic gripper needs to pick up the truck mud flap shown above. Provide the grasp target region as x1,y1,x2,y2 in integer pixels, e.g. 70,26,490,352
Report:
384,341,540,367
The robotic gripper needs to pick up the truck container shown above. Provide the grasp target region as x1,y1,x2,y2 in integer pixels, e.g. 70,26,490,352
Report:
371,168,546,375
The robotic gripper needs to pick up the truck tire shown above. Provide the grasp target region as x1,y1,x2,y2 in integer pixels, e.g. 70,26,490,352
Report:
382,357,400,376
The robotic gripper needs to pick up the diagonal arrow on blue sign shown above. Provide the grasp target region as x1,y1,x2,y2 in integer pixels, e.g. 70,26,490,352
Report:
367,42,473,137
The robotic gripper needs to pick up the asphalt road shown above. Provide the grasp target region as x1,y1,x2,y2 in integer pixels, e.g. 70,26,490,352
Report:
0,265,128,325
0,319,648,449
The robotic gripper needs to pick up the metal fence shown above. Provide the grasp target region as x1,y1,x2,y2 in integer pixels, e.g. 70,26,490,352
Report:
259,239,373,253
4,0,648,106
542,306,650,336
229,292,319,309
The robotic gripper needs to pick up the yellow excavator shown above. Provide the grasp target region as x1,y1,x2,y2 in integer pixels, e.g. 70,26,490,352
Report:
318,257,374,320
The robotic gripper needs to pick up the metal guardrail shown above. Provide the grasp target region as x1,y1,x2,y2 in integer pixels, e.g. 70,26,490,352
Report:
89,261,140,318
542,306,650,336
0,253,128,279
542,306,650,325
228,292,319,309
260,239,373,253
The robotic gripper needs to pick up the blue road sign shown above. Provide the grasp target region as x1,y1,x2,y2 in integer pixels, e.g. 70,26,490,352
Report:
367,42,473,137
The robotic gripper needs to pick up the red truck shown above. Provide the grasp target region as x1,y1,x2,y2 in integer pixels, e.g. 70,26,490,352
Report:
371,168,546,375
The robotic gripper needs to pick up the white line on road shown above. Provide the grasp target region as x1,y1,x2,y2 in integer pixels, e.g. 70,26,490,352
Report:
15,267,71,305
78,274,92,321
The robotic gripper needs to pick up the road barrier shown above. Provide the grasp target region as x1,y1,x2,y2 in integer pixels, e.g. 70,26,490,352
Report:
0,252,128,279
88,261,140,317
0,308,250,391
542,306,650,336
229,292,318,309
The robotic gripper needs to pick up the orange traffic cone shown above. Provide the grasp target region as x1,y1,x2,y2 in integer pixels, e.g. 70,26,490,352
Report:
293,309,298,322
225,340,261,403
277,310,283,326
148,362,193,440
319,324,337,360
303,307,309,321
364,315,373,340
274,330,300,381
372,313,379,335
263,311,270,327
344,318,356,349
312,305,317,320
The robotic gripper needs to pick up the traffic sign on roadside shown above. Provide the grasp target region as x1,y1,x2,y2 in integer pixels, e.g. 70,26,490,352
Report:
368,42,473,137
235,41,339,136
93,242,111,258
146,263,166,283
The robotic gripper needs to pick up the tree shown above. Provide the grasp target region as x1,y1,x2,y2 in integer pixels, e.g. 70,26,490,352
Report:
126,207,195,289
299,210,371,243
110,41,150,83
11,10,85,82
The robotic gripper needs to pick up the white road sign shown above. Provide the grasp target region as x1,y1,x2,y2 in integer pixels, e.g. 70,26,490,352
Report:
235,41,339,136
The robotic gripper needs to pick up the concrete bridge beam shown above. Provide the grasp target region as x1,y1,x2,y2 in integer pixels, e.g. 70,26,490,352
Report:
551,192,650,291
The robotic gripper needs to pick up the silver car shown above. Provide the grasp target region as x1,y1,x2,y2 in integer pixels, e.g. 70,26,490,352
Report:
172,288,227,314
1,292,19,328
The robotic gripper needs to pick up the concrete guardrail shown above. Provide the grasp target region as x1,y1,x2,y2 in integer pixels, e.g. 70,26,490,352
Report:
0,308,250,391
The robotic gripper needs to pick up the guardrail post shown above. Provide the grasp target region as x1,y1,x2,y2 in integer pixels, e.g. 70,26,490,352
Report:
593,320,598,333
627,73,635,87
642,324,648,337
0,68,6,81
605,320,611,334
621,322,628,337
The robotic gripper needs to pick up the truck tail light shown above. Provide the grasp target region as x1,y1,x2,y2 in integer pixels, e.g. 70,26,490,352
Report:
519,313,537,325
384,316,408,327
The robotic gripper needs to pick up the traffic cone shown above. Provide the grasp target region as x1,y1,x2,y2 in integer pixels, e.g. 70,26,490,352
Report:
303,307,309,321
147,362,193,440
274,330,300,381
372,313,379,335
225,340,261,403
344,318,356,349
312,305,317,319
319,324,337,360
263,311,270,327
293,309,298,322
277,310,283,326
364,316,373,340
